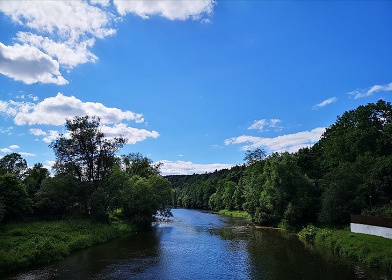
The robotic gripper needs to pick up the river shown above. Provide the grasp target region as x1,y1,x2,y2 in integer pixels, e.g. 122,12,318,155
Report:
4,209,392,279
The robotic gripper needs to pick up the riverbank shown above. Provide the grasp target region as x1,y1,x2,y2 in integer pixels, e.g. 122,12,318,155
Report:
299,225,392,270
0,219,135,273
218,210,392,270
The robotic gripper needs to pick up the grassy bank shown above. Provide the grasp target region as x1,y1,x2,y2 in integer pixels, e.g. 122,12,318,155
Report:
218,210,252,220
299,225,392,270
0,219,134,273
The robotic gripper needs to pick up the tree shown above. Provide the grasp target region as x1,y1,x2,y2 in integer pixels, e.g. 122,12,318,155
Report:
0,174,31,223
120,175,172,227
249,153,316,226
23,163,50,199
317,100,392,172
35,174,81,216
121,153,162,178
0,153,28,179
50,115,126,182
244,148,266,166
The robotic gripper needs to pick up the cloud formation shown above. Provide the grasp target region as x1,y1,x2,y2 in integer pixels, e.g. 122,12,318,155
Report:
113,0,215,20
225,127,325,153
248,118,282,132
1,93,158,146
312,97,337,110
348,83,392,99
158,160,233,175
101,123,159,144
0,92,144,126
0,42,68,85
0,144,35,157
0,0,215,84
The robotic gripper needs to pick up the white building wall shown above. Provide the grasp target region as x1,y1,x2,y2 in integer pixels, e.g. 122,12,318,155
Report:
350,223,392,239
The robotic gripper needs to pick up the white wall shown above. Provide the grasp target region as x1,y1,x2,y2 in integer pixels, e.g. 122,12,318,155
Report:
351,223,392,239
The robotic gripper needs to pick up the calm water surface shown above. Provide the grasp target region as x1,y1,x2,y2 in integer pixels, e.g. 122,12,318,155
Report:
4,209,392,279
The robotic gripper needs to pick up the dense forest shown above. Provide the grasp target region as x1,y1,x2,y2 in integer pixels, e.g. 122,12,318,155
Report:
0,116,172,227
168,100,392,228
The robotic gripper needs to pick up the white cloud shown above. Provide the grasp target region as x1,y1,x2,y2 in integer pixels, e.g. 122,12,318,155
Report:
0,145,20,153
113,0,215,20
0,1,115,40
248,118,282,132
348,83,392,99
16,32,98,68
1,93,159,146
158,160,233,175
19,152,36,157
0,42,68,85
1,93,144,126
29,128,47,136
42,130,61,144
225,127,326,153
0,1,115,83
312,97,337,110
0,0,216,84
101,123,159,144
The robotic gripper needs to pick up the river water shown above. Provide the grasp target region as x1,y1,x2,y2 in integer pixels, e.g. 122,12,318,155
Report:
4,209,392,279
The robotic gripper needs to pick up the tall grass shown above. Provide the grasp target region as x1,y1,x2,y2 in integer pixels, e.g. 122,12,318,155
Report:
0,219,134,273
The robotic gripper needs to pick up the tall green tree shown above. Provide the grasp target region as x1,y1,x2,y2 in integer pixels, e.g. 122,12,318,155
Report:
50,115,126,182
0,153,28,179
23,163,50,199
121,153,161,178
0,174,31,223
48,115,127,221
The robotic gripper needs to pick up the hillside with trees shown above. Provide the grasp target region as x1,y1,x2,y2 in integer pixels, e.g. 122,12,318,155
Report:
168,100,392,228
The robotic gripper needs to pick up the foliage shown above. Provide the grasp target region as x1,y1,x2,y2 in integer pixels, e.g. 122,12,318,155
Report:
50,115,126,182
23,163,50,203
244,148,266,165
120,174,172,227
121,153,162,178
36,174,81,216
0,153,28,179
0,174,31,224
218,210,252,220
361,205,392,218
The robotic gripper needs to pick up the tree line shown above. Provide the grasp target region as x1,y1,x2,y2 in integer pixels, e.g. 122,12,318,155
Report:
168,100,392,228
0,116,172,227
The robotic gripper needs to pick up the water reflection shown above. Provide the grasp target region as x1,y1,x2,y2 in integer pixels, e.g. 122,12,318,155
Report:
4,209,392,280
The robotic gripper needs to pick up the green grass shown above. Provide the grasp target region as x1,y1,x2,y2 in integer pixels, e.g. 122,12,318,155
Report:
0,219,134,273
218,210,252,220
299,225,392,270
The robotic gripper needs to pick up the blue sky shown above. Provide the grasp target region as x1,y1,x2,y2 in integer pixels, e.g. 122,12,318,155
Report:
0,1,391,175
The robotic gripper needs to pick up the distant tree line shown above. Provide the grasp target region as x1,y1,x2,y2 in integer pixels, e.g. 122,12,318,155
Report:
0,116,172,227
168,100,392,228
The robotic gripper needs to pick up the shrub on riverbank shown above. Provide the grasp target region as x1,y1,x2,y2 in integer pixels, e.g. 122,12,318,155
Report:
218,210,252,220
298,225,392,270
0,219,134,273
